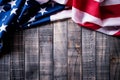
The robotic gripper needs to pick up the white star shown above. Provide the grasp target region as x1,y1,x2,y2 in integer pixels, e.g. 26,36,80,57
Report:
25,2,28,5
27,24,31,27
25,0,29,5
0,24,7,32
10,8,18,15
39,8,47,15
9,1,16,8
28,16,35,22
0,6,5,13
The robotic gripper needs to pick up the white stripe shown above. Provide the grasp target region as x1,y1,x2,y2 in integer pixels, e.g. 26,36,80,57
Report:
72,7,102,26
53,0,68,4
50,10,71,21
97,28,120,35
101,0,120,6
72,7,120,27
35,0,49,4
94,0,104,2
103,17,120,26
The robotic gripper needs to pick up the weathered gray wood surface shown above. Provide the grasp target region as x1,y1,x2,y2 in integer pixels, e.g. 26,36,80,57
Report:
0,19,120,80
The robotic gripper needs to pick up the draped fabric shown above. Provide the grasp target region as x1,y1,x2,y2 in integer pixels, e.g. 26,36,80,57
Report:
0,0,120,52
68,0,120,36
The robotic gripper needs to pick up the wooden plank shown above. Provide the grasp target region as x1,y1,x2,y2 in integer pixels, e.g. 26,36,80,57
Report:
82,28,96,80
24,28,39,80
0,54,10,80
0,32,11,80
10,31,25,80
67,19,82,80
2,19,120,80
96,33,110,80
53,21,68,80
39,24,54,80
110,37,120,80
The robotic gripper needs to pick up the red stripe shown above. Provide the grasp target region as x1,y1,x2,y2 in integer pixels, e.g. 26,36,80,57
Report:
66,0,120,19
113,30,120,36
78,22,120,36
72,0,101,18
101,4,120,19
78,22,101,30
66,0,72,7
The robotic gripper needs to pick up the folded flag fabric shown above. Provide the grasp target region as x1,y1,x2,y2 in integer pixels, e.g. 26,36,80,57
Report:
0,0,120,52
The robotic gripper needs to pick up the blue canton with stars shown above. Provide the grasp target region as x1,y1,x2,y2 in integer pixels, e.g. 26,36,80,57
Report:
0,0,65,52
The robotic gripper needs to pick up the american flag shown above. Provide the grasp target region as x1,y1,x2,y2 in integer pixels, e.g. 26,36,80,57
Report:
67,0,120,36
0,0,119,51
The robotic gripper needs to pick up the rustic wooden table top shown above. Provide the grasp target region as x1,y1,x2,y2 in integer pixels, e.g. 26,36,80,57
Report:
0,19,119,80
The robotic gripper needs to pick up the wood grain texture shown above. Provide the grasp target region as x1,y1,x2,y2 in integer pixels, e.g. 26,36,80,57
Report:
96,33,110,80
10,31,25,80
82,28,96,80
39,24,53,80
110,37,120,80
0,54,10,80
0,19,120,80
53,21,68,80
67,20,82,80
24,28,39,80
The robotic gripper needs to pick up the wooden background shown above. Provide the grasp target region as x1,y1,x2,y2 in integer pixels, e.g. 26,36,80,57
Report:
0,19,120,80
